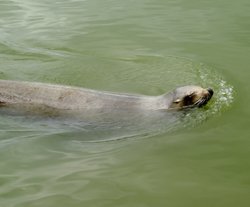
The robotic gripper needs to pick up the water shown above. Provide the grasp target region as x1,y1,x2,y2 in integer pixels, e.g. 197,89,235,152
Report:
0,0,249,206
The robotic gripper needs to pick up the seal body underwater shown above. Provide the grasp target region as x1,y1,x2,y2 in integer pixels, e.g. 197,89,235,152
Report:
0,80,213,114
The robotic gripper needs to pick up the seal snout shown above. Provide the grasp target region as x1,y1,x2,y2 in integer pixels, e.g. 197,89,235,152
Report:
207,88,214,97
193,87,214,108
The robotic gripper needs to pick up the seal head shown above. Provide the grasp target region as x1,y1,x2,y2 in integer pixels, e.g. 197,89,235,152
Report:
168,85,213,110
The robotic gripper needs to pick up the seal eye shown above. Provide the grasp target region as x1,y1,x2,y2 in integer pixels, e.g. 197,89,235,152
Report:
173,99,181,104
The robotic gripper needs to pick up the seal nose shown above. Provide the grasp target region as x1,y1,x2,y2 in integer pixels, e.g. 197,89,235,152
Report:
207,88,214,97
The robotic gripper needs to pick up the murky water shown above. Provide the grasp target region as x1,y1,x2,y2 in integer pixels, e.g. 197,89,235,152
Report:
0,0,249,206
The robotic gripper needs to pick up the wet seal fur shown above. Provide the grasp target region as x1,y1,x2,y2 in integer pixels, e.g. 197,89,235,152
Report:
0,80,213,113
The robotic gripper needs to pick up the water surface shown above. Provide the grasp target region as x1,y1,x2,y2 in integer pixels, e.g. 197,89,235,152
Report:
0,0,249,206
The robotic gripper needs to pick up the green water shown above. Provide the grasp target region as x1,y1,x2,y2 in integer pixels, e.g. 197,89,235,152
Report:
0,0,249,206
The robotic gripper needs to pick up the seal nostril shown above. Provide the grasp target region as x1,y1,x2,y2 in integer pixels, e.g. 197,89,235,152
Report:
207,88,214,97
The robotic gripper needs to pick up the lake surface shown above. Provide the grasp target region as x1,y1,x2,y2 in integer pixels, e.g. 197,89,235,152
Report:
0,0,249,206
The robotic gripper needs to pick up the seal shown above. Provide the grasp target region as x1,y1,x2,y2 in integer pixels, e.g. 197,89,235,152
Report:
0,80,213,113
